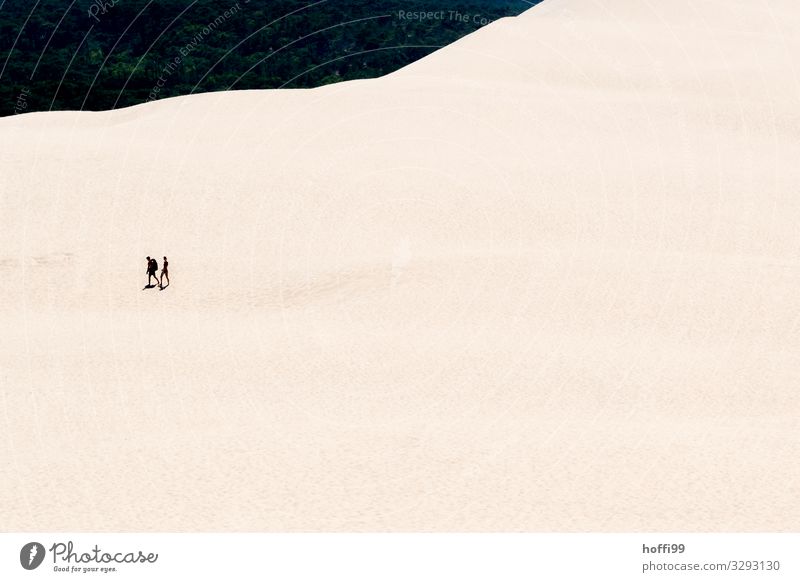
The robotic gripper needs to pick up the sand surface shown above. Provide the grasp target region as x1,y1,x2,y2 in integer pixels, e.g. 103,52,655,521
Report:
1,0,799,531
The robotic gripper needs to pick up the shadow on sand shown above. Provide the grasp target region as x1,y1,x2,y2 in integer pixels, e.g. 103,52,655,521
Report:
142,284,158,290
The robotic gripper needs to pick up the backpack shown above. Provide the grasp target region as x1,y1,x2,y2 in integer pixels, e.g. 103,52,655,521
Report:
151,259,158,271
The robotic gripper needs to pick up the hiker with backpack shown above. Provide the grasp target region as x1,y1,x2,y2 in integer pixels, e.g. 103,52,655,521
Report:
146,256,159,288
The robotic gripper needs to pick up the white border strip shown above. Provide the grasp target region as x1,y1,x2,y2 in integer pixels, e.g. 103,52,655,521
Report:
1,533,797,581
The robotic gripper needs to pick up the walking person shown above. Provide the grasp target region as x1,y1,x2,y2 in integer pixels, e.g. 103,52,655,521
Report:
160,256,169,289
145,256,159,288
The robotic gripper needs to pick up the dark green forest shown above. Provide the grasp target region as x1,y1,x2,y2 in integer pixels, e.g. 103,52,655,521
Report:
0,0,536,116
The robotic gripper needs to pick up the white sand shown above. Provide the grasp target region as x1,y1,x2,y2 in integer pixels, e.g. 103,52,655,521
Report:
1,0,798,531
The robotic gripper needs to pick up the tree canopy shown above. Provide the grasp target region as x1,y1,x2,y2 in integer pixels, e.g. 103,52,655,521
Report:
1,0,535,117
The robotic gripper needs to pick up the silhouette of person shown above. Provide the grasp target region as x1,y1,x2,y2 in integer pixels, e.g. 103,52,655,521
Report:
146,256,159,287
160,256,169,289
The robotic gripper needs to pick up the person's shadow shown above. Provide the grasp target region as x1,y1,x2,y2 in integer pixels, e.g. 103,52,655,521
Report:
159,283,169,291
142,284,157,290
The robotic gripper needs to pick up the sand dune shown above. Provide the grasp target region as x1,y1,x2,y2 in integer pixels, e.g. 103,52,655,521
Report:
1,0,799,531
